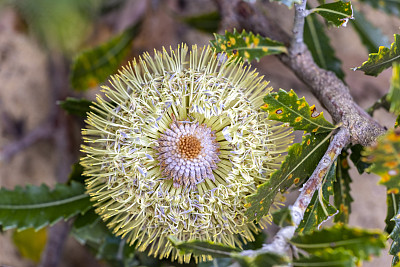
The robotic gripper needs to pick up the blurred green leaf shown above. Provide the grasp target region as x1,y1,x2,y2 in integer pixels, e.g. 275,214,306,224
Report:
351,9,390,53
363,128,400,194
355,34,400,76
72,213,138,266
298,161,337,234
68,162,86,184
389,62,400,113
304,13,344,80
386,193,400,234
359,0,400,15
246,132,331,221
313,1,353,27
198,258,233,267
12,228,47,263
293,249,356,267
168,236,240,258
272,207,294,227
0,182,91,231
333,152,353,223
211,29,287,62
350,144,370,174
291,224,386,261
181,11,220,34
11,0,102,54
70,21,142,91
262,89,335,133
397,115,400,128
233,251,289,267
59,97,92,117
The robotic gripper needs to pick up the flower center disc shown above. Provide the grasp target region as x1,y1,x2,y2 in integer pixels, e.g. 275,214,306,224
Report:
156,120,221,190
178,135,202,159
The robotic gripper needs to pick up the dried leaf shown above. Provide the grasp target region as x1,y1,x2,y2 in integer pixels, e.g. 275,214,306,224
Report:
363,128,400,194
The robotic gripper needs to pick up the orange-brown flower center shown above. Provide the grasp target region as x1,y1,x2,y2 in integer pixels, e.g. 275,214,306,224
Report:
178,135,202,159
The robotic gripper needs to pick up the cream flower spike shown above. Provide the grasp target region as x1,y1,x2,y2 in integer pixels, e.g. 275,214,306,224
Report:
81,44,293,263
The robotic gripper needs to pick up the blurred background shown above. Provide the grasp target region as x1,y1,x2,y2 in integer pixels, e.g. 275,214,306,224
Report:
0,0,398,266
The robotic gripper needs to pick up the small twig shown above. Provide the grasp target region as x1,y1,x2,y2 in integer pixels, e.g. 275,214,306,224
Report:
0,122,53,162
367,93,390,115
291,0,307,55
241,128,351,257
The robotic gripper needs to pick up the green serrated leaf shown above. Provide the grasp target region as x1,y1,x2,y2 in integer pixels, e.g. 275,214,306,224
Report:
272,207,294,227
386,193,400,234
181,11,220,34
0,181,91,231
12,227,47,263
210,29,287,62
389,62,400,113
390,202,400,266
262,89,335,133
168,236,240,258
333,152,353,223
233,251,289,267
246,132,331,221
304,13,345,80
355,34,400,76
363,128,400,194
293,248,356,267
269,0,302,8
297,161,337,234
351,9,390,53
313,1,353,27
359,0,400,15
350,144,370,174
70,21,141,91
291,224,386,261
59,97,92,117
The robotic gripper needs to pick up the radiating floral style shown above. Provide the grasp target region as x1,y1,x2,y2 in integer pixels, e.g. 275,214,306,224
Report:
81,44,293,263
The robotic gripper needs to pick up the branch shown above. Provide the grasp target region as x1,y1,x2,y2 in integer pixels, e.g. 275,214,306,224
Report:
241,128,351,256
0,122,53,162
291,0,308,55
214,0,385,146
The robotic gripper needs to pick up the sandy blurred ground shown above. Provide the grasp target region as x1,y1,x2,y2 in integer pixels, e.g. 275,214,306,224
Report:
0,1,398,266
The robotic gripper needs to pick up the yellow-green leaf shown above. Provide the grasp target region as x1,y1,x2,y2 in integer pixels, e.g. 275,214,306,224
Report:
12,228,47,263
333,152,353,223
363,128,400,194
210,29,287,62
297,161,337,234
70,21,141,91
245,132,331,221
262,89,335,134
355,34,400,76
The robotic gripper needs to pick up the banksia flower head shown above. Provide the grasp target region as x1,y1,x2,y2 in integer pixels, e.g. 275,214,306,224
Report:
81,44,292,263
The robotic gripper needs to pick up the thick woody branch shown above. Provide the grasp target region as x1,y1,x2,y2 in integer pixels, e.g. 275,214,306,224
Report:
214,0,385,146
241,128,351,256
